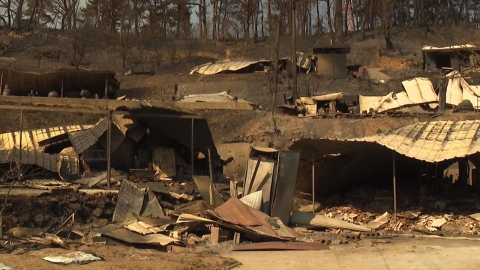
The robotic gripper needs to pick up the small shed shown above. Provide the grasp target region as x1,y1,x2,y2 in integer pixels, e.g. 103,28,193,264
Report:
421,44,480,71
312,45,351,79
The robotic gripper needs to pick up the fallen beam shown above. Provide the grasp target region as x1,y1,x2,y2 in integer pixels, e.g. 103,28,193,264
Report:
231,242,329,251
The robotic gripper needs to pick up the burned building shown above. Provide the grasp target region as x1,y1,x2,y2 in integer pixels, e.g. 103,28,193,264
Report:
313,45,351,79
422,44,480,71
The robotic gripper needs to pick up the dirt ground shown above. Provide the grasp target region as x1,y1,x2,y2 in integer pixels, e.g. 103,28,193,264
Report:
212,237,480,270
0,244,239,270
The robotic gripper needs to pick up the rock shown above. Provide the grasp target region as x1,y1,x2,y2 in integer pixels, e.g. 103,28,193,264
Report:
68,203,81,211
33,214,45,226
441,223,469,234
92,208,103,217
187,235,198,245
299,202,322,213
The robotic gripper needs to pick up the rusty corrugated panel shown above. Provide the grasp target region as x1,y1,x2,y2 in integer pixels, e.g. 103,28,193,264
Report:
189,59,270,75
69,118,108,154
231,242,329,251
213,197,262,226
212,198,298,240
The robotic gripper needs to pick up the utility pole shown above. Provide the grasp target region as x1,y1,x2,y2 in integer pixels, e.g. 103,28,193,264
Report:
291,0,297,101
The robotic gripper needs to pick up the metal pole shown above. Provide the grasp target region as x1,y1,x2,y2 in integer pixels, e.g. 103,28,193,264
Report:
291,0,297,101
191,118,194,178
208,148,214,206
392,151,397,224
18,109,23,182
106,111,112,189
61,75,64,98
312,152,315,214
0,72,3,95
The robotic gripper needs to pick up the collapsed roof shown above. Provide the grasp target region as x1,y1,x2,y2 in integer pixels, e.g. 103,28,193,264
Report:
189,52,316,75
292,120,480,196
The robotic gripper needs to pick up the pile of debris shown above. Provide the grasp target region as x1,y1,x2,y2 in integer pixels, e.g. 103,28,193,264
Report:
301,186,480,237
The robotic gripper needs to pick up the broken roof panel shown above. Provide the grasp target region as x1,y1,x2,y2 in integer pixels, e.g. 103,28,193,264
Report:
189,59,270,75
0,125,92,151
421,44,477,52
68,118,108,154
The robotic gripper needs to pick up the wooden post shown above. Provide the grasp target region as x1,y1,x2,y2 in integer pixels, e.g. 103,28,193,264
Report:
191,118,194,178
291,0,297,101
18,109,24,182
106,111,112,189
104,76,108,99
435,162,438,198
0,72,3,95
208,148,214,206
312,152,315,214
392,151,397,224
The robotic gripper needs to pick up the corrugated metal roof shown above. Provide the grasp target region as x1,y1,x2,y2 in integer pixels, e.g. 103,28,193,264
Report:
190,59,270,75
354,120,480,163
0,124,91,151
178,91,249,103
421,44,477,52
0,148,67,172
69,118,108,154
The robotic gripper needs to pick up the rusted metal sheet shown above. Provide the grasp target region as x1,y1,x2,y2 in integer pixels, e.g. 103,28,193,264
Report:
231,242,329,251
211,198,298,240
193,176,224,207
215,142,250,179
189,60,270,75
213,197,262,226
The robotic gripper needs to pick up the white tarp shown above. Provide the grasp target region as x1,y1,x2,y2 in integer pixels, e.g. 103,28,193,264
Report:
44,252,102,265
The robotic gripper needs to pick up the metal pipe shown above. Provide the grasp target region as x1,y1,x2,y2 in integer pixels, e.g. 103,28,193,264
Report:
191,118,194,178
248,155,263,194
208,148,214,206
61,75,64,98
106,110,112,189
312,152,315,214
392,150,397,224
426,162,429,195
18,109,23,182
